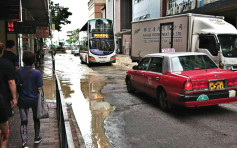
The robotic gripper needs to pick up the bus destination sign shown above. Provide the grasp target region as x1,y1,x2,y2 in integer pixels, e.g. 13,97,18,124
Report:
93,34,109,38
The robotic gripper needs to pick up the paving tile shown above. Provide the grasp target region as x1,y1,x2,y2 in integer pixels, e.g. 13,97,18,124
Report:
7,103,60,147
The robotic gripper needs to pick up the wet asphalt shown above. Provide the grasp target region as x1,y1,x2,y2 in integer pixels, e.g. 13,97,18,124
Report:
54,51,237,148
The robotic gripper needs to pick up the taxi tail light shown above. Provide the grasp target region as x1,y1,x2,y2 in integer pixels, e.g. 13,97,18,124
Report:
227,78,237,86
88,56,95,62
184,80,193,91
192,81,208,89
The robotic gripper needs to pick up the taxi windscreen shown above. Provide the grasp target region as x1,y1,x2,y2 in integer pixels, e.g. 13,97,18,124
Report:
171,55,218,71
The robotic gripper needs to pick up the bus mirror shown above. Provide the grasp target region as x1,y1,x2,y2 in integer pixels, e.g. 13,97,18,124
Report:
216,43,220,51
86,41,88,46
132,65,138,70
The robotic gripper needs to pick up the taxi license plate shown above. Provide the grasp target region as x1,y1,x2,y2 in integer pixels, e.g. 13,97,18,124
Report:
209,80,225,90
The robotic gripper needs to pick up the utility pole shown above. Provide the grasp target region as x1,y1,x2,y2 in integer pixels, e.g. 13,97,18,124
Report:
49,0,55,73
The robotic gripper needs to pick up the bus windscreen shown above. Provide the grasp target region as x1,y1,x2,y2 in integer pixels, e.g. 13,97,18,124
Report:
89,39,114,55
89,19,113,33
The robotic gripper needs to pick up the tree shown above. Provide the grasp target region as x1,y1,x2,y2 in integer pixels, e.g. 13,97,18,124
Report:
50,0,72,31
66,38,74,46
66,28,80,45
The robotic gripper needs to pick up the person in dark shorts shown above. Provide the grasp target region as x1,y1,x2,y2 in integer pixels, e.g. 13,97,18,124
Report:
1,40,18,118
0,42,17,148
0,95,9,148
16,50,43,148
3,40,19,70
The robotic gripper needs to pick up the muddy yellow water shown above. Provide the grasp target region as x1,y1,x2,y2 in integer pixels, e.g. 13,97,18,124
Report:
39,55,56,100
52,51,114,148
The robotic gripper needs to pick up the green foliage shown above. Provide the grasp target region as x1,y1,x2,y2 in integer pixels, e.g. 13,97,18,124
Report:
66,28,80,45
50,1,72,31
66,38,74,45
54,47,65,51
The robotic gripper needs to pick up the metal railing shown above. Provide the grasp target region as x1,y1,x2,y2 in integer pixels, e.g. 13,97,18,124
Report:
55,74,75,148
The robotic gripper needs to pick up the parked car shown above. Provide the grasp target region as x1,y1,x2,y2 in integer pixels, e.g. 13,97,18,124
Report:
74,48,80,56
125,52,237,111
71,47,76,54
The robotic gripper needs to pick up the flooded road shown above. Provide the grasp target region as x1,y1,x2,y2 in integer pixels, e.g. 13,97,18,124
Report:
53,51,237,148
54,51,118,148
39,55,56,100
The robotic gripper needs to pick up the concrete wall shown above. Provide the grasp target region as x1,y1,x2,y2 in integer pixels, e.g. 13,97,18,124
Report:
106,0,113,20
0,21,6,43
88,0,106,19
88,3,95,19
115,0,121,33
122,34,131,54
133,0,161,22
101,8,106,18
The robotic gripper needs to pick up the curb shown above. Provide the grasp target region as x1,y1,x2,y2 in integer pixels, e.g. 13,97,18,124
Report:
68,104,86,148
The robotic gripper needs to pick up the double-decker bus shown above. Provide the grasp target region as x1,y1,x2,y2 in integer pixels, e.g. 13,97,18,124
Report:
79,18,116,65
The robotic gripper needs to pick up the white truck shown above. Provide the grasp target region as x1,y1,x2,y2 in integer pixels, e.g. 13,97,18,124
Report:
131,13,237,70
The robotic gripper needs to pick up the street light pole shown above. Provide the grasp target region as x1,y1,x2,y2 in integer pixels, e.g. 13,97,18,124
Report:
49,0,55,73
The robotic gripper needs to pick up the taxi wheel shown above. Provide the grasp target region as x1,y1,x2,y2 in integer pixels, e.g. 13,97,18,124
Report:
126,78,135,93
159,90,170,111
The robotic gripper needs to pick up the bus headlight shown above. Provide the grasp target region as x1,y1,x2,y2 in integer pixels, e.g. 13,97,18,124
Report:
110,56,116,61
88,56,96,62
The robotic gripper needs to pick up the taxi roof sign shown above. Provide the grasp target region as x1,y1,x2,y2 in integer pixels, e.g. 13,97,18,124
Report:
161,48,175,53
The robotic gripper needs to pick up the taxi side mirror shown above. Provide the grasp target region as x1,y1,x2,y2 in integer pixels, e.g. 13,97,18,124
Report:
132,65,138,70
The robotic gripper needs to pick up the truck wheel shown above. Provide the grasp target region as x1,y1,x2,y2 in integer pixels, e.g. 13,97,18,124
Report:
126,78,135,93
158,90,172,111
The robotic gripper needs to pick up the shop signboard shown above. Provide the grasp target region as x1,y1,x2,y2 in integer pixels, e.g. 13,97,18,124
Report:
36,27,49,38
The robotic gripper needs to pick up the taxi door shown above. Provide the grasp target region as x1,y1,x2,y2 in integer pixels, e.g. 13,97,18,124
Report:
132,57,151,91
145,57,164,97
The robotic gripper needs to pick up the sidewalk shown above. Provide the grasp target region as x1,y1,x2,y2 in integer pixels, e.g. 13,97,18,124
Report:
7,53,60,148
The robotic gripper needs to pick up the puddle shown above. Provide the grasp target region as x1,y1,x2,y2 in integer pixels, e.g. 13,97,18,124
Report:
54,52,114,148
39,54,56,100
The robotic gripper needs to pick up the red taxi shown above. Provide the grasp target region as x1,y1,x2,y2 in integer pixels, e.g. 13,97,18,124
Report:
125,52,237,110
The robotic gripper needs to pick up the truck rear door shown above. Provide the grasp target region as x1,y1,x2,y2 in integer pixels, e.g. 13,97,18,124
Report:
160,23,174,51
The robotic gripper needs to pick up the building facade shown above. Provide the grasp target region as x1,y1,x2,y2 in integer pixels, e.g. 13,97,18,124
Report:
166,0,237,27
88,0,106,19
106,0,132,54
0,0,49,66
133,0,162,22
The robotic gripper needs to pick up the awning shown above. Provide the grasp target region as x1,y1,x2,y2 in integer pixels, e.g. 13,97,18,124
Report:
182,0,237,26
21,0,49,27
0,0,21,20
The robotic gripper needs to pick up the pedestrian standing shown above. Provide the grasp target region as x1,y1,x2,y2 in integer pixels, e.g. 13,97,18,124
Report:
16,50,43,148
0,42,17,148
3,40,19,70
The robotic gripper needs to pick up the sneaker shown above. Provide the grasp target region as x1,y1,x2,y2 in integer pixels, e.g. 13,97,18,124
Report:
34,136,43,144
22,142,29,148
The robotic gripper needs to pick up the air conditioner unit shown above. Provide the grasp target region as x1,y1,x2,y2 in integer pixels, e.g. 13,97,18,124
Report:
172,7,176,15
211,0,218,3
166,9,170,15
169,8,173,15
191,1,196,9
204,0,210,5
176,6,179,14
